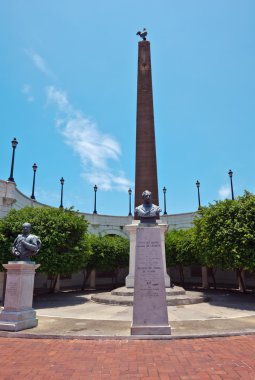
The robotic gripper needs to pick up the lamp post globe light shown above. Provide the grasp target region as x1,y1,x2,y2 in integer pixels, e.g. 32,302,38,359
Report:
163,186,167,215
93,185,98,214
196,180,201,209
30,163,38,200
228,169,234,200
59,177,65,209
128,188,132,216
8,137,18,182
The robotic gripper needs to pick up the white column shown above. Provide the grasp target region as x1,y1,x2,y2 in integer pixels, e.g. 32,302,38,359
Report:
125,221,139,287
158,223,170,287
55,274,60,291
89,269,96,288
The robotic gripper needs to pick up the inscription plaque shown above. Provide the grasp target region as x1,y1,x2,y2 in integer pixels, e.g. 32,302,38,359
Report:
8,281,18,297
131,226,171,335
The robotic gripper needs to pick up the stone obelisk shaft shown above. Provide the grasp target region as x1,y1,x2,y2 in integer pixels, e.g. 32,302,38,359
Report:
135,40,158,208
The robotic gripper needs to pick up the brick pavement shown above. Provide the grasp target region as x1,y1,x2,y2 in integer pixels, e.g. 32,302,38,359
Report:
0,335,255,379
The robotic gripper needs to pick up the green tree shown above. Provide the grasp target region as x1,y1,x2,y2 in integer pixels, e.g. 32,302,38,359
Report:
194,191,255,292
165,228,197,284
81,234,129,289
0,207,91,292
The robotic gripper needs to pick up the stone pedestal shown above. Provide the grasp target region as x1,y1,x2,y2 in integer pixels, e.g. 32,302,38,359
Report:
0,261,40,331
125,220,170,288
0,272,5,302
131,226,171,335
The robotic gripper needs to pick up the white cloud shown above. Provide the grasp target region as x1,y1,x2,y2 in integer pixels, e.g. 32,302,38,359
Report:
84,171,131,191
218,185,231,199
46,86,132,192
22,84,34,102
47,86,72,114
26,51,55,79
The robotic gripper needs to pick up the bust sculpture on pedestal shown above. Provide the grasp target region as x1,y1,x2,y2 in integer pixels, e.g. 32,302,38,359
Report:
134,190,161,224
125,190,170,288
12,222,41,261
132,189,171,335
0,222,41,331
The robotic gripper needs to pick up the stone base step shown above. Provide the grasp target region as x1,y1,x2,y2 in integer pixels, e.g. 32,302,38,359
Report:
111,286,186,297
91,289,209,307
0,309,38,331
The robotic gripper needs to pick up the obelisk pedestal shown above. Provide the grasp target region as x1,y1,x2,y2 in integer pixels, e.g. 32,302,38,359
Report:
131,226,171,335
0,261,40,331
125,220,170,288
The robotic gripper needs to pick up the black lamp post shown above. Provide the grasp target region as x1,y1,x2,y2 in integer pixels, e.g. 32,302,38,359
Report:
128,188,132,216
228,169,234,200
30,163,38,200
196,180,201,209
59,177,64,208
163,186,167,215
93,185,98,214
8,137,18,182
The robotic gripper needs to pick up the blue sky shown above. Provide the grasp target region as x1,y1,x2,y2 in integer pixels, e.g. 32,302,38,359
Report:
1,1,255,216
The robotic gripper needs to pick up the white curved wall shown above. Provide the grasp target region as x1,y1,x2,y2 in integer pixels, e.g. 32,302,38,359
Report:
0,180,196,235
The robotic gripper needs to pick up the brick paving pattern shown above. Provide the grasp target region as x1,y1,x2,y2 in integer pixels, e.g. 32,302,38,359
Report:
0,335,255,379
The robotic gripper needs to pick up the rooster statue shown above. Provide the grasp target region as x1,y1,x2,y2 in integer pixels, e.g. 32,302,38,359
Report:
136,28,147,41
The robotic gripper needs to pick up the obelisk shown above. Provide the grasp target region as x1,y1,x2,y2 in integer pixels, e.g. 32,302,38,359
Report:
135,33,159,209
125,30,170,288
